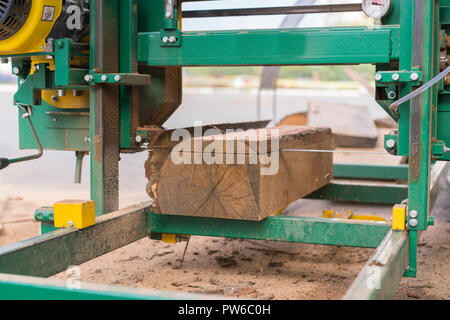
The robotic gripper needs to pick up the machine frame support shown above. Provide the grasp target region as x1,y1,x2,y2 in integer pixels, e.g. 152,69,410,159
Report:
89,0,121,215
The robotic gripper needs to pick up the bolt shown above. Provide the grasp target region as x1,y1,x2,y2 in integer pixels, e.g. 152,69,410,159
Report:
387,91,397,100
12,67,19,75
114,75,121,82
72,90,81,96
101,75,108,82
410,73,419,81
51,95,58,103
34,65,40,72
392,73,400,81
57,89,66,97
409,210,418,218
165,11,172,19
135,135,144,143
409,219,418,228
84,74,93,82
45,55,53,60
162,36,169,44
84,136,90,143
169,36,177,43
68,221,74,227
428,217,435,226
386,139,396,149
375,73,382,81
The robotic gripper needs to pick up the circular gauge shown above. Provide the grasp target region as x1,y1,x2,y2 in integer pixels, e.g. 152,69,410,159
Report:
362,0,391,20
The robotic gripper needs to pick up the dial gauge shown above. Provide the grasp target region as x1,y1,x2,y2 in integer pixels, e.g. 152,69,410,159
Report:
362,0,391,20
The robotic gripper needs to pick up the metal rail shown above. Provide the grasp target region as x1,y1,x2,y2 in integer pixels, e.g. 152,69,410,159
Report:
343,230,409,300
182,4,362,18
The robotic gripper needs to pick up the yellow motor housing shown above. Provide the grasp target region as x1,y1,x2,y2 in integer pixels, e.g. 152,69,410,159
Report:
0,0,62,55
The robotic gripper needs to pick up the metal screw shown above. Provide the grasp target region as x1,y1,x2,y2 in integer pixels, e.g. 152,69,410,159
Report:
409,210,418,218
84,74,93,82
386,139,396,149
392,73,400,81
51,95,58,103
45,55,53,60
409,219,418,227
375,73,382,81
162,36,169,44
57,89,66,97
169,36,177,43
114,75,121,82
68,221,74,227
135,135,144,143
410,73,419,81
84,136,90,143
101,75,108,82
72,90,81,96
12,67,19,75
387,91,396,99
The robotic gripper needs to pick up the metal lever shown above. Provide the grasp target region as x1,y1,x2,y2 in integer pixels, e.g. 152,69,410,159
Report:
0,105,43,171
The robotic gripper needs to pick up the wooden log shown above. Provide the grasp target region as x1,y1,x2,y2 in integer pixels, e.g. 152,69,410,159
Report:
145,126,333,221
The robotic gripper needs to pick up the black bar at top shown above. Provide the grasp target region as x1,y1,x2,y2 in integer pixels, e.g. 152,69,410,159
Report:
182,4,363,18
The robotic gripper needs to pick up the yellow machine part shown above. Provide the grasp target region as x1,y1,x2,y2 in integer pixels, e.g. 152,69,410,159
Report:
30,56,55,75
42,89,90,109
0,0,62,55
54,200,95,229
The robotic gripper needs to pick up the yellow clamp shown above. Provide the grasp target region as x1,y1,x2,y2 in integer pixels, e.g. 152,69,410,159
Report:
54,200,95,229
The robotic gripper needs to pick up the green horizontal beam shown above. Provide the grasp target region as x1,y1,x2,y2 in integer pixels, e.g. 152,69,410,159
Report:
333,164,409,181
343,230,409,300
150,213,390,248
305,182,408,204
0,274,213,300
0,203,151,277
138,26,399,66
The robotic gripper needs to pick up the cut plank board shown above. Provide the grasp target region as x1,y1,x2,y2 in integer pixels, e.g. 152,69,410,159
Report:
308,101,379,148
145,126,333,221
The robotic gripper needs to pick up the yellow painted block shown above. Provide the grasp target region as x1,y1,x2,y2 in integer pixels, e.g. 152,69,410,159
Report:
162,234,177,244
323,210,336,218
54,200,95,229
392,204,406,231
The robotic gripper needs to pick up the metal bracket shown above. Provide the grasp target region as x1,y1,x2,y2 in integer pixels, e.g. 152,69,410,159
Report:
375,69,423,86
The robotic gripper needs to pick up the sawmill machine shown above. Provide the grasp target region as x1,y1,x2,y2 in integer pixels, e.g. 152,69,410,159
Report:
0,0,448,299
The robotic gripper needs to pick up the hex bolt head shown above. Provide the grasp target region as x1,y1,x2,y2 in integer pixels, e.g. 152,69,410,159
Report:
101,75,108,82
162,36,169,44
409,210,418,218
410,73,419,81
84,74,93,82
68,221,74,227
386,139,396,149
135,135,144,143
12,67,20,75
409,219,418,228
169,36,177,43
392,73,400,81
375,73,382,81
114,75,121,82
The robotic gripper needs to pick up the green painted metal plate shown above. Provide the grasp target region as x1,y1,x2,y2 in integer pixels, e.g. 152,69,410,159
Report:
138,26,399,66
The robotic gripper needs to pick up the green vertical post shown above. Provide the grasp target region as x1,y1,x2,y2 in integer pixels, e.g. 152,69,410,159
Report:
119,0,139,150
89,0,120,215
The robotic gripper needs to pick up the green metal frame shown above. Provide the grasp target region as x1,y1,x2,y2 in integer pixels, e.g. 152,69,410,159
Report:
0,0,449,299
